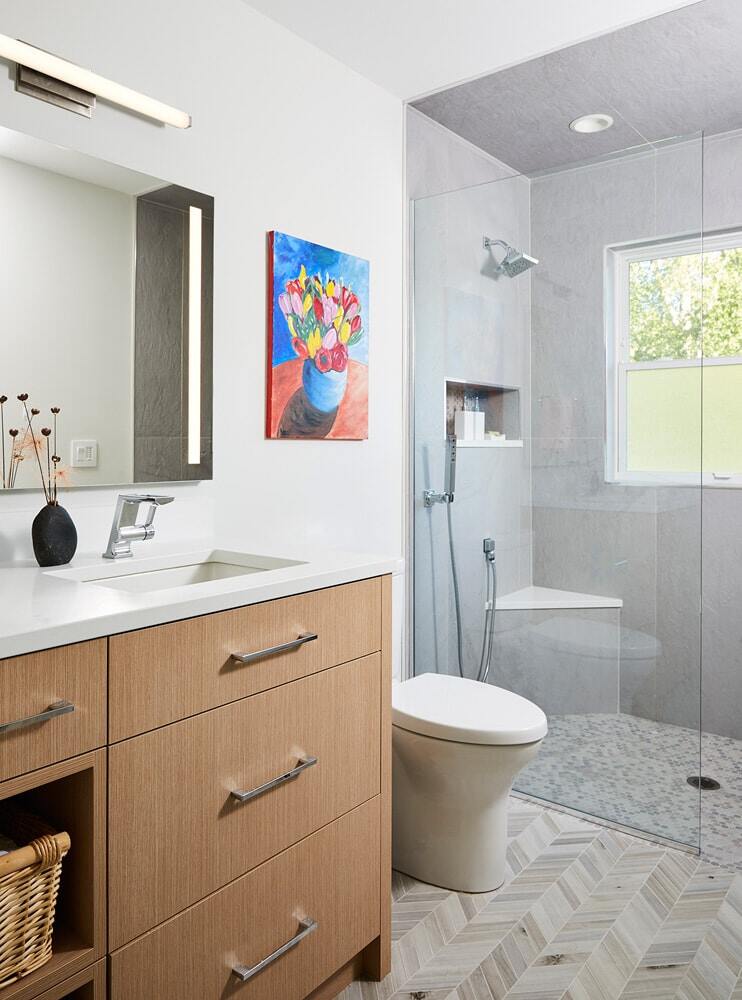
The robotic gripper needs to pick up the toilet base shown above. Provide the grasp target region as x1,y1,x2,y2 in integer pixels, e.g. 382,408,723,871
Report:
392,726,542,893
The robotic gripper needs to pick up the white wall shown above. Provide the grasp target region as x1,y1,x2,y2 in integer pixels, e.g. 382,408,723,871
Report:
0,155,134,488
0,0,405,616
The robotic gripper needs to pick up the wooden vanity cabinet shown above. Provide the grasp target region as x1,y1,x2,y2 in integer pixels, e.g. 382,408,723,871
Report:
0,641,106,782
110,800,381,1000
0,575,392,1000
32,962,105,1000
108,576,381,740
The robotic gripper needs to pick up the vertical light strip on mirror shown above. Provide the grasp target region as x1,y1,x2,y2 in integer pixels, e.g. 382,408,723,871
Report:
187,206,202,465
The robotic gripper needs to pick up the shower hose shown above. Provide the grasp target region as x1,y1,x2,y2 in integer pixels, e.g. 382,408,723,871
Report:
446,501,497,684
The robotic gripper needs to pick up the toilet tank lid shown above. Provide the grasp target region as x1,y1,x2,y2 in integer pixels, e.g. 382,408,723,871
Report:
392,673,547,746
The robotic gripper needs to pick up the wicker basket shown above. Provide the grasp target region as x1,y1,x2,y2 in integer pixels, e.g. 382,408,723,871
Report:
0,802,70,989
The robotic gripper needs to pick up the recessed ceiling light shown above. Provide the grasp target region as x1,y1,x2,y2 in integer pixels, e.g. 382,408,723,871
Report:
569,113,614,134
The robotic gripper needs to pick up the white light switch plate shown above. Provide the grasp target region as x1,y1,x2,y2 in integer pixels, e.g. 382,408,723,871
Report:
71,439,98,468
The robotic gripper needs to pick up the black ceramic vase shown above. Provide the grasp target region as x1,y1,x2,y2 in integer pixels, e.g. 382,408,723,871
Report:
32,502,77,567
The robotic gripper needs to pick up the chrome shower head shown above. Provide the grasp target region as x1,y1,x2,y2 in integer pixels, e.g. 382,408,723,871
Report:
499,248,539,277
483,237,539,278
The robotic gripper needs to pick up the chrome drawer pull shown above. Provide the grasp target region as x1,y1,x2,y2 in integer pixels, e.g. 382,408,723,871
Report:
0,700,75,736
230,631,318,665
232,917,318,982
230,755,318,803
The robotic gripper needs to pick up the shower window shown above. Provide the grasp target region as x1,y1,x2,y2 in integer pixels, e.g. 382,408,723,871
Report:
606,230,742,485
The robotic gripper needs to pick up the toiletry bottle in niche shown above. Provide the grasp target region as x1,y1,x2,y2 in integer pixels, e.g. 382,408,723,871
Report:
472,394,485,441
455,392,476,441
454,407,473,441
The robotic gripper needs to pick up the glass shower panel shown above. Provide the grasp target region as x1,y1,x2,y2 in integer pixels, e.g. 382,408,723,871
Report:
517,134,704,850
413,172,533,681
700,129,742,866
412,136,704,852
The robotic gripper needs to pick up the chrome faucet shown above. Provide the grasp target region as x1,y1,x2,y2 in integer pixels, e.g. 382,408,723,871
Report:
103,494,174,559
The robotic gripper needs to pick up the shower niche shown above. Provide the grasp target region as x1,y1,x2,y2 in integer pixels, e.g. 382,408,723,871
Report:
445,379,522,446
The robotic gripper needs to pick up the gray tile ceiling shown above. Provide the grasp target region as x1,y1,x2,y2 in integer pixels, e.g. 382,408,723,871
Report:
411,0,742,176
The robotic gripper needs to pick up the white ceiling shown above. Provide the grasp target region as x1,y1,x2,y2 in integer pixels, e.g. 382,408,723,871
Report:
244,0,702,100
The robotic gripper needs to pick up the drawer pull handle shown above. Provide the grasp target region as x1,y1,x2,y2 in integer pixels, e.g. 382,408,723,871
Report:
230,755,318,803
230,631,318,665
0,700,75,736
232,916,318,982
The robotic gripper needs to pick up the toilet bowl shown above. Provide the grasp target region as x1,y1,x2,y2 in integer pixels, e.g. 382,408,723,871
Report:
392,673,547,893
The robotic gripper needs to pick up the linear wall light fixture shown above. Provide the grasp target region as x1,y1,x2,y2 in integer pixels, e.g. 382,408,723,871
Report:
0,33,191,127
187,206,203,466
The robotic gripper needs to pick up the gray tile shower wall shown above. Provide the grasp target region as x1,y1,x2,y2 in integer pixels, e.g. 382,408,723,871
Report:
530,131,742,740
492,608,621,715
406,107,515,201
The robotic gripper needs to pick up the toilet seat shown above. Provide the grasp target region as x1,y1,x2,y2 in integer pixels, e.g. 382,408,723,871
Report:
392,673,547,746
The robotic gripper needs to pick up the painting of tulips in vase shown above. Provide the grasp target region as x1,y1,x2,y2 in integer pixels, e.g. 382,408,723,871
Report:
267,231,369,439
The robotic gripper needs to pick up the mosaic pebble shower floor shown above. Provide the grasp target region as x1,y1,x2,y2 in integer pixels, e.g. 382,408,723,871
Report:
517,712,742,868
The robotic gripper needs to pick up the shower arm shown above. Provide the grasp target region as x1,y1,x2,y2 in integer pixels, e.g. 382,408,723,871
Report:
483,237,509,252
483,237,512,270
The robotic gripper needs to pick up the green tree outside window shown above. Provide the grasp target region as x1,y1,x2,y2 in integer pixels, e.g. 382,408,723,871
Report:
629,248,742,361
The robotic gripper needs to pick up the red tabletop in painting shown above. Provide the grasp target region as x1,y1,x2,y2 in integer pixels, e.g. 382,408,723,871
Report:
268,359,368,439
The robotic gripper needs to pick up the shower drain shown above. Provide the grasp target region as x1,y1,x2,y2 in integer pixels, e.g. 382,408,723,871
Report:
687,775,721,790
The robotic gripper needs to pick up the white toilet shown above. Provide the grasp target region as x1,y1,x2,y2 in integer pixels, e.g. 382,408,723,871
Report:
392,673,547,893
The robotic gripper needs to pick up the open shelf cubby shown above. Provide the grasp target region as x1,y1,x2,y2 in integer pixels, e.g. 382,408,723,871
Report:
0,752,105,1000
445,379,522,445
33,960,105,1000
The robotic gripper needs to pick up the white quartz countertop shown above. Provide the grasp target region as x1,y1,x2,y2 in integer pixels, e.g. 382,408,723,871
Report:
0,540,403,660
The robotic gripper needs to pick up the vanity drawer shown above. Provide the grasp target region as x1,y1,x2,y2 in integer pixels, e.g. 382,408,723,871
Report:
0,640,106,781
108,577,381,740
108,653,381,947
110,796,380,1000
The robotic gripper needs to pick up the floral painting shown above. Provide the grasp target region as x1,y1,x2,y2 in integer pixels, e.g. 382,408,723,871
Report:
267,231,369,439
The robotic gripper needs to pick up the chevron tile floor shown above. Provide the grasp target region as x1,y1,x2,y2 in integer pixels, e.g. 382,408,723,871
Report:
340,797,742,1000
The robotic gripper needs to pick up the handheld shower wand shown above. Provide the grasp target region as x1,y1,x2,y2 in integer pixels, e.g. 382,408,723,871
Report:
423,435,498,683
424,434,457,506
445,434,457,501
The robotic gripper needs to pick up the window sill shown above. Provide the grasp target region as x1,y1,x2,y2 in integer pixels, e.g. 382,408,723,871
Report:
606,474,742,489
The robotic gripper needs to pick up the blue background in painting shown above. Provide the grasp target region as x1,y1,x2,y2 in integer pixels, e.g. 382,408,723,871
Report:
271,231,369,367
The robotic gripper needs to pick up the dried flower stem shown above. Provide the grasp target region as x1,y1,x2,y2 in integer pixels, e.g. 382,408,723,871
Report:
51,407,60,503
0,396,6,489
42,432,52,495
19,396,49,502
8,429,20,488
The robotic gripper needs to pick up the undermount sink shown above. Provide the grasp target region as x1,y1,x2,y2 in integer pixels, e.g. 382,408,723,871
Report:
48,549,303,594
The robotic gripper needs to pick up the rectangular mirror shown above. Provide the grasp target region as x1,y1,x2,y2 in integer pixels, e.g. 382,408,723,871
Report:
0,125,213,490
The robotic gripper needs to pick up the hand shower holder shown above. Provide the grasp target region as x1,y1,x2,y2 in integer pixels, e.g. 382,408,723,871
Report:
424,490,453,507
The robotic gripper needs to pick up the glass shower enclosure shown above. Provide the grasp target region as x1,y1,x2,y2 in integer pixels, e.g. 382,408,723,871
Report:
411,132,719,857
